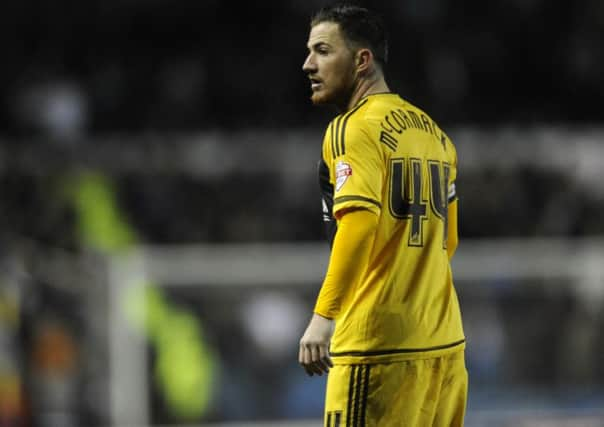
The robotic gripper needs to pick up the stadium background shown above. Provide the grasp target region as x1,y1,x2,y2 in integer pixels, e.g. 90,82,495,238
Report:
1,0,604,426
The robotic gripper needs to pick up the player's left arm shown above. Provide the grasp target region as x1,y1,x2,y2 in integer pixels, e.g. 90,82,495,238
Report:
447,198,458,259
446,141,459,260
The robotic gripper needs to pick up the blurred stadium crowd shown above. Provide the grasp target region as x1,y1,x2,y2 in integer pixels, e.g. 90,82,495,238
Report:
1,0,603,138
1,1,604,426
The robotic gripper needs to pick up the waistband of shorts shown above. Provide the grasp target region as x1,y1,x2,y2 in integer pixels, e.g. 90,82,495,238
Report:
330,339,465,365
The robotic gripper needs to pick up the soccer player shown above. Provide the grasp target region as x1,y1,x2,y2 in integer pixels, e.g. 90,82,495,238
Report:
297,3,467,426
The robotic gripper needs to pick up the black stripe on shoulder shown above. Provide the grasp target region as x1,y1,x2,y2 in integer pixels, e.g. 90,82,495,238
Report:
339,99,369,156
330,120,337,159
334,195,381,209
336,115,346,157
331,339,466,357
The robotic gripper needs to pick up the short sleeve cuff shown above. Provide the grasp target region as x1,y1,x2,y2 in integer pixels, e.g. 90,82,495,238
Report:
333,195,381,218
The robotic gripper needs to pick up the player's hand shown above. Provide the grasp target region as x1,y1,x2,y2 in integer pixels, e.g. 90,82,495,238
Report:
299,313,334,376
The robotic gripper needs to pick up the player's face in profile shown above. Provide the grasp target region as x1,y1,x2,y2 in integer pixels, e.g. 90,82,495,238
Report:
303,21,356,108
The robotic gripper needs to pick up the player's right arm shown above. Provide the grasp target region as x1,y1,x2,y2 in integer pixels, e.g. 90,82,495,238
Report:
298,208,378,376
314,208,379,318
314,115,382,317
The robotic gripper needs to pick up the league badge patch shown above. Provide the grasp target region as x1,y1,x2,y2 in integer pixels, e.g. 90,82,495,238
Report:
335,161,352,192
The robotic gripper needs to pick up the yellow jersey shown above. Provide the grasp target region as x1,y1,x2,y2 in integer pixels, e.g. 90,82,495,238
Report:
317,93,465,363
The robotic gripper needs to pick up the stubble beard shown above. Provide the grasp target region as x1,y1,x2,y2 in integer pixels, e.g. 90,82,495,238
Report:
310,81,354,110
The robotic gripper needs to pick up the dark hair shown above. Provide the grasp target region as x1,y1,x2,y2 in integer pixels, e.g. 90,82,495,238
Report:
311,2,388,67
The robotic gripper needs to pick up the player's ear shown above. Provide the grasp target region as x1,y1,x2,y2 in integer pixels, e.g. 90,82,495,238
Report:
355,48,373,74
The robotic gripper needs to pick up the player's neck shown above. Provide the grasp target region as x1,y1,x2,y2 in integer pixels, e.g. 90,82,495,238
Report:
345,75,390,111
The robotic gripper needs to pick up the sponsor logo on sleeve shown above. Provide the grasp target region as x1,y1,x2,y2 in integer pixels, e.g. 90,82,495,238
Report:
335,161,352,192
448,183,456,201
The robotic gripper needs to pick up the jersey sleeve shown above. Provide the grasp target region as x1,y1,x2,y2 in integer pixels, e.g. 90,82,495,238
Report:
446,136,458,204
329,119,384,219
446,136,459,258
320,123,337,245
